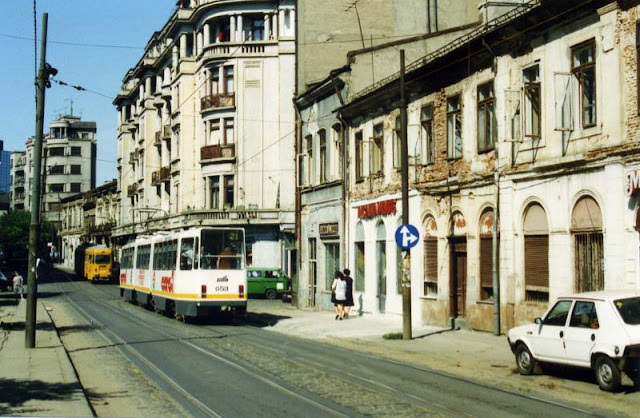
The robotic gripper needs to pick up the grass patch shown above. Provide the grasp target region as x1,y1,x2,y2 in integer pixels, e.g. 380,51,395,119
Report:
383,332,403,340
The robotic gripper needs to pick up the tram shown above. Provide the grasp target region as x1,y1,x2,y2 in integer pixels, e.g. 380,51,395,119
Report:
119,227,247,319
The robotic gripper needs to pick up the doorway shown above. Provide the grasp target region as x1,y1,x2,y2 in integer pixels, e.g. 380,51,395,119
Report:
450,238,467,318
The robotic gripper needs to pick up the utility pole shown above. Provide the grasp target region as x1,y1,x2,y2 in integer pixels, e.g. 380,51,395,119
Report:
400,50,412,340
26,13,56,348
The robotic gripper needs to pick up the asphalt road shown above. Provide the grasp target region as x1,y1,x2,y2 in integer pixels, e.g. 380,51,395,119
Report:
39,268,603,417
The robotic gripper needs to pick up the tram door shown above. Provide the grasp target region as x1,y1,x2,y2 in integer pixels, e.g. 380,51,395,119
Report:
450,239,467,318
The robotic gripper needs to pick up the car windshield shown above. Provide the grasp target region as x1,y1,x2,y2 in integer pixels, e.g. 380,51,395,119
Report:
614,297,640,325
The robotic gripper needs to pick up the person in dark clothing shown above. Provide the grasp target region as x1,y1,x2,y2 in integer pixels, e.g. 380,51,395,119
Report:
343,268,354,317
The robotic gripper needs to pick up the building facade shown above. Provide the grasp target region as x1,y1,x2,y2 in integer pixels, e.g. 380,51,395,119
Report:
59,179,118,267
294,0,497,310
298,0,640,332
9,151,28,210
113,0,296,274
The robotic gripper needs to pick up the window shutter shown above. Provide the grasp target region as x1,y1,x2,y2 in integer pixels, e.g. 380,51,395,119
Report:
480,237,493,288
424,238,437,282
525,235,549,288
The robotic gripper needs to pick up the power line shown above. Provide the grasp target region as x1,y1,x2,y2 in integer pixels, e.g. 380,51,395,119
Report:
0,32,143,50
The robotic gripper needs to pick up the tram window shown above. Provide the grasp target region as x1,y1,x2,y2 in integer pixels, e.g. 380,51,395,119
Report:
201,229,244,270
181,238,194,270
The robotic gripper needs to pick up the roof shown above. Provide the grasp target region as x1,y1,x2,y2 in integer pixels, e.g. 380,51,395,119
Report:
558,290,640,302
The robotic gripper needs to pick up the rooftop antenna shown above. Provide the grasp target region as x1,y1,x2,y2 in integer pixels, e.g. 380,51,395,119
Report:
345,0,365,49
65,98,74,116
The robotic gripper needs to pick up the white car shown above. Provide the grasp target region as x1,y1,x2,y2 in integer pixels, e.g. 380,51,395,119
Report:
507,290,640,391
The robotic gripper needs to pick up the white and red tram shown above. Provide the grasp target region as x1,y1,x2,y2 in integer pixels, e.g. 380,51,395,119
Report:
119,227,247,318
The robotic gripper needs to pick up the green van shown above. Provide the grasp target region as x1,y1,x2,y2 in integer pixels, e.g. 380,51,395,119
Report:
247,268,289,299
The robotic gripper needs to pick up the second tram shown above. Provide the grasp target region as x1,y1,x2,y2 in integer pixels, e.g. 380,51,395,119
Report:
119,227,247,319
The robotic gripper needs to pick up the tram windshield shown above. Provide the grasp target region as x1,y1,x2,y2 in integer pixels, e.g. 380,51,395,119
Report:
200,229,244,270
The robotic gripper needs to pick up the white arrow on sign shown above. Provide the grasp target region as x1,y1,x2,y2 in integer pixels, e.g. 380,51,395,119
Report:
399,225,418,248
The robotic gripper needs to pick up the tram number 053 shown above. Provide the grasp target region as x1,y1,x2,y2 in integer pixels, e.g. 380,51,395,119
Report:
215,286,228,292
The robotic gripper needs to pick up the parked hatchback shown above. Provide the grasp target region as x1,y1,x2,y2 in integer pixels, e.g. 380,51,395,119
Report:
507,291,640,391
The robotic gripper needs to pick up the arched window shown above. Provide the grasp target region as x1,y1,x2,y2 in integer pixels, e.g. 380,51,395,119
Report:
423,215,438,297
523,203,549,302
354,222,365,291
571,196,603,292
479,208,497,300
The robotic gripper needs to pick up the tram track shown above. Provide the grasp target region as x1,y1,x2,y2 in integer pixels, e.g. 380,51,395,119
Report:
46,276,606,417
48,278,355,417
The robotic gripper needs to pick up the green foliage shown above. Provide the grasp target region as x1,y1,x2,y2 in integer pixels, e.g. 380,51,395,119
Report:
0,210,54,260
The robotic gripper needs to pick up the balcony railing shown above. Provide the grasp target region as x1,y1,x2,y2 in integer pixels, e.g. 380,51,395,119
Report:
152,166,170,185
162,125,171,139
200,144,235,160
127,183,138,196
201,93,235,111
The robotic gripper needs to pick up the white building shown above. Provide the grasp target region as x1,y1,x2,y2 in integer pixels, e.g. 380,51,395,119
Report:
113,0,297,273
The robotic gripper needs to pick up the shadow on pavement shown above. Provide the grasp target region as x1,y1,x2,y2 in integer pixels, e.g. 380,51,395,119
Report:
244,312,292,328
0,321,54,332
0,378,83,412
56,324,101,336
413,328,457,339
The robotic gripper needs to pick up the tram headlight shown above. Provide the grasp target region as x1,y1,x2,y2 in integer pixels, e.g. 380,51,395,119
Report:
201,285,207,298
239,284,244,298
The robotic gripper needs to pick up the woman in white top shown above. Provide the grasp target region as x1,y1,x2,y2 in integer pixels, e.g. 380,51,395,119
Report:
331,271,347,320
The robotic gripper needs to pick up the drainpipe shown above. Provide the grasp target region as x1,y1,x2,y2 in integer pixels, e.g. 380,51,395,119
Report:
292,98,302,308
337,112,350,272
493,145,501,336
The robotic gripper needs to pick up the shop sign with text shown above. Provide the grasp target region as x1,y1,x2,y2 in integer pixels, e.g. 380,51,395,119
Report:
357,199,397,218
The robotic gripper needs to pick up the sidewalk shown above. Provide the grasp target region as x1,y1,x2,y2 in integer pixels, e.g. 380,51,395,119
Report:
0,293,93,417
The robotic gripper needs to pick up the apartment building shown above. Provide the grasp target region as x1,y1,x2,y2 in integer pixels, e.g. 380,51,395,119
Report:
8,114,96,225
41,114,97,226
298,0,640,332
59,179,118,267
113,0,296,273
10,151,28,210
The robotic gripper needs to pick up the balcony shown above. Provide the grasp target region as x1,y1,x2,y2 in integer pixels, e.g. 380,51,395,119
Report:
126,183,138,196
201,42,277,62
200,144,235,161
151,166,170,185
200,93,235,112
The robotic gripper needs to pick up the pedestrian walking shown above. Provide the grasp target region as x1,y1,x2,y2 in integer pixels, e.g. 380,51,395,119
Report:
12,271,23,301
331,271,347,320
343,268,354,318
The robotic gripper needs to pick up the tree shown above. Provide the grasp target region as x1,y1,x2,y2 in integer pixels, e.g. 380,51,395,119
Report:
0,210,53,269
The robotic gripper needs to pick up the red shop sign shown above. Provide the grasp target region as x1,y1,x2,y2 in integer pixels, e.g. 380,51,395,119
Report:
358,199,397,218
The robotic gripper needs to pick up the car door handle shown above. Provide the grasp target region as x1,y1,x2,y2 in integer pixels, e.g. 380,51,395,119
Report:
591,334,595,341
559,331,564,338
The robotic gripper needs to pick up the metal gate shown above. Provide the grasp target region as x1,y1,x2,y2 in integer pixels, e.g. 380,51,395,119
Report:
574,232,603,292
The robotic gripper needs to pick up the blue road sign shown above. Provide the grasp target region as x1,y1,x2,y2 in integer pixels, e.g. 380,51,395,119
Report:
395,224,420,250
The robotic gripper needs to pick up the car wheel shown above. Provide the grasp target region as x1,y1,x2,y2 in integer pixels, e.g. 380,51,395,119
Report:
265,289,277,300
515,344,536,375
594,356,621,392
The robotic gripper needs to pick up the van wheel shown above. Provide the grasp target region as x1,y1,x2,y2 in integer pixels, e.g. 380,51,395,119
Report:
265,289,277,300
595,356,621,392
515,344,536,375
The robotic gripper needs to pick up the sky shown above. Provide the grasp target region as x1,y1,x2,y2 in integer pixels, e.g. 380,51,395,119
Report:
0,1,177,185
